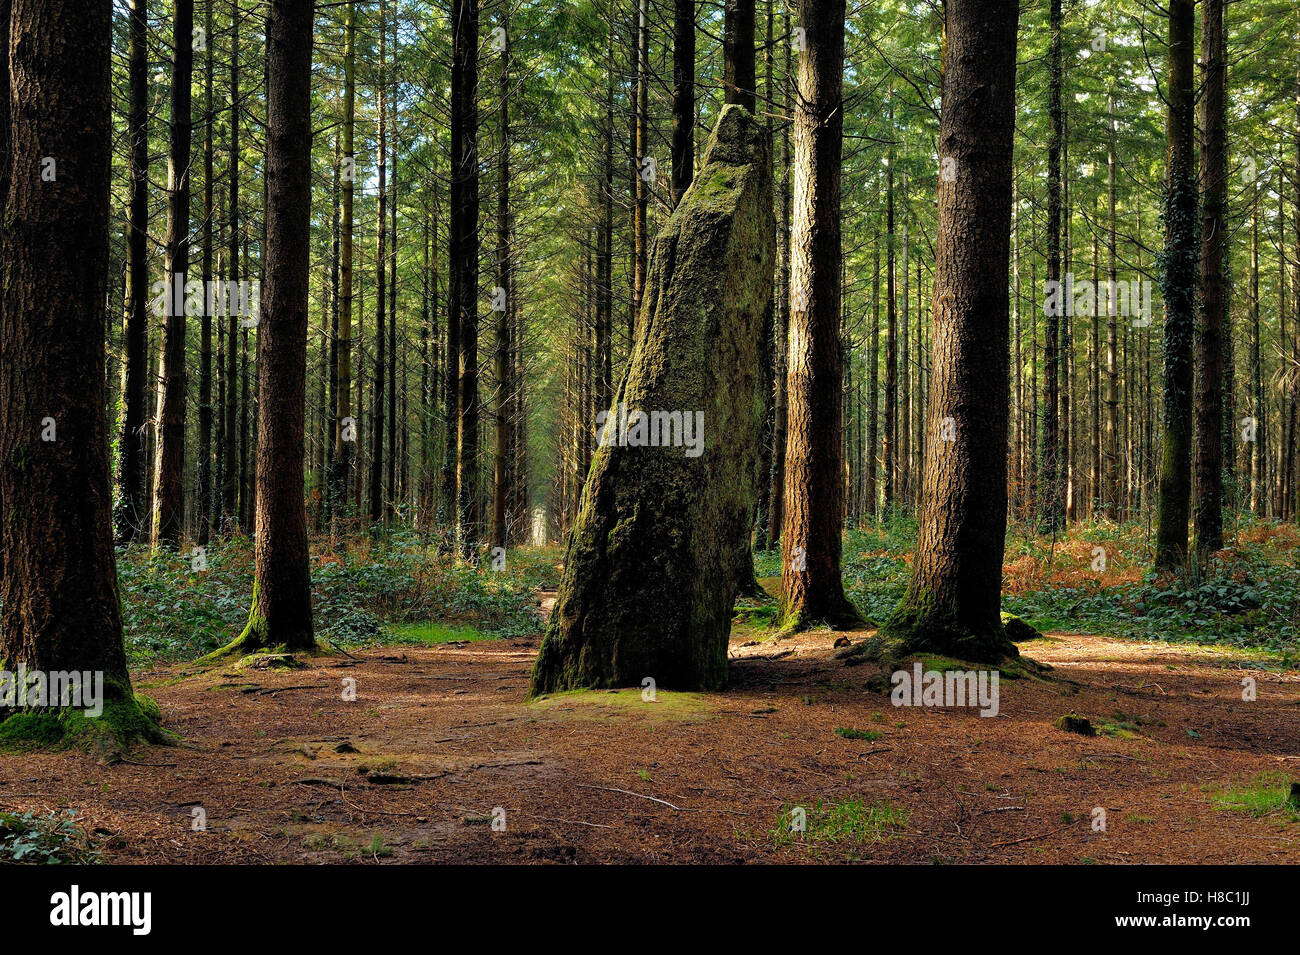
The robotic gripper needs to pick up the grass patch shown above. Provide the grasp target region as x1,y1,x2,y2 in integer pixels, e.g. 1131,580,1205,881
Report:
1211,772,1300,822
529,688,710,722
384,621,500,645
772,798,910,849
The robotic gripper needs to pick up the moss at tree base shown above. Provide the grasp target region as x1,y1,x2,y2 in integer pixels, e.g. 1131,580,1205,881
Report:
873,599,1020,666
0,690,172,754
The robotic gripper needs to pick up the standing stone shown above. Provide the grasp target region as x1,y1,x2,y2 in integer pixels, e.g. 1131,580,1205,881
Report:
530,105,774,694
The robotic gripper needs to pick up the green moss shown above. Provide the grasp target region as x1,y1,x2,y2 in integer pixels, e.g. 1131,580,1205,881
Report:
0,690,172,753
385,622,499,645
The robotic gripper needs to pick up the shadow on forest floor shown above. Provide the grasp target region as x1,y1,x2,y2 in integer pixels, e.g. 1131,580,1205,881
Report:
2,616,1297,863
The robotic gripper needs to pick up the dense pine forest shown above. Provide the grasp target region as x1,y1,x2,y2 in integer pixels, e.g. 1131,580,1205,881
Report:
0,0,1297,875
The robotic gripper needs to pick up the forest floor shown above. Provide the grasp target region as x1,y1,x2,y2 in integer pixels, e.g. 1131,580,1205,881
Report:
3,518,1297,864
3,606,1298,864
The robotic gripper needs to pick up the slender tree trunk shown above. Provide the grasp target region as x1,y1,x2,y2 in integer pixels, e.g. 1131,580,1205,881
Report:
451,0,481,552
1155,0,1199,570
878,0,1021,663
370,0,388,525
331,0,356,526
1250,174,1265,513
1194,0,1226,558
671,0,695,205
779,0,860,631
223,0,241,524
116,0,150,544
1041,0,1063,530
765,11,792,546
1,0,157,735
724,0,755,111
152,0,195,548
491,11,512,552
632,0,649,317
198,0,215,547
1104,93,1119,520
220,0,317,654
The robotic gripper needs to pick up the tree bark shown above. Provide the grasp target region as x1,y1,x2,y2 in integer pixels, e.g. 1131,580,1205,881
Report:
152,0,195,548
1154,0,1199,570
671,0,695,205
219,0,317,654
779,0,860,630
1,0,156,736
1193,0,1226,558
724,0,755,111
115,0,150,544
877,0,1021,663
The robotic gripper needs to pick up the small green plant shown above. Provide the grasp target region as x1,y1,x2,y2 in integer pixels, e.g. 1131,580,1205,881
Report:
0,810,101,864
834,727,882,741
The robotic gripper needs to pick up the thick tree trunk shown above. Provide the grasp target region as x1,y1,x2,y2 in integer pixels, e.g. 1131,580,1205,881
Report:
219,0,317,654
876,0,1020,664
116,0,150,544
1,0,157,738
152,0,195,548
1154,0,1199,570
778,0,860,631
1193,0,1226,558
530,107,773,694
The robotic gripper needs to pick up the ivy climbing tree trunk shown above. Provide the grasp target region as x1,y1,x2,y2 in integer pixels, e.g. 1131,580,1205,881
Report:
876,0,1021,664
529,106,774,694
1,0,159,740
1155,0,1199,570
1194,0,1226,558
779,0,861,631
217,0,318,655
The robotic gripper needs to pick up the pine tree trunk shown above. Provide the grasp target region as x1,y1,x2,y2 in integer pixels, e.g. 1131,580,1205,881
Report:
198,0,215,547
451,0,481,551
1041,0,1063,531
152,0,195,548
779,0,860,631
1,0,156,737
1154,0,1199,570
670,0,695,205
877,0,1021,663
370,3,388,525
491,14,512,552
724,0,755,110
1193,0,1226,558
220,0,317,654
331,0,356,527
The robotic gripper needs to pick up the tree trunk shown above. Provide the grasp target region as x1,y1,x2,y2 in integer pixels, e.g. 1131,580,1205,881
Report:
198,0,215,547
529,106,774,694
370,1,388,525
779,0,860,631
1041,0,1063,531
671,0,695,205
764,10,792,545
451,0,480,552
1,0,158,738
223,0,241,525
1193,0,1226,558
877,0,1020,663
331,0,356,526
116,0,150,544
491,12,512,552
152,0,195,548
219,0,317,654
724,0,755,111
1154,0,1198,570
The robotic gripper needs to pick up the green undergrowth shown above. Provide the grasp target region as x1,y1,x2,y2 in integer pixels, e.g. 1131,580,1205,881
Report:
117,533,559,665
770,798,910,852
0,810,101,864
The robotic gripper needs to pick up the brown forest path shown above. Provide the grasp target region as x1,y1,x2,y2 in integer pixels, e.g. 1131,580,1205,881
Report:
2,627,1297,863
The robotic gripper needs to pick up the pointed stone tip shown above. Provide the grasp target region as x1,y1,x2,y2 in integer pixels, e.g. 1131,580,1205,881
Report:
701,104,768,167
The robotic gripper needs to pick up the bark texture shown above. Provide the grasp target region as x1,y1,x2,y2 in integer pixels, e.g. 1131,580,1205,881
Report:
530,106,774,694
876,0,1021,663
0,0,147,725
